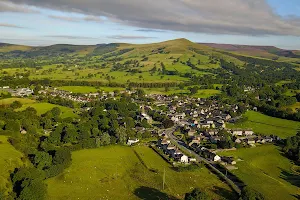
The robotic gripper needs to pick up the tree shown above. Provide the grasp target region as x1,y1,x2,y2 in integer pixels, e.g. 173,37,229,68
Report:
32,151,52,170
162,119,174,129
116,126,127,144
52,148,71,167
100,132,111,145
240,186,265,200
62,125,78,143
10,101,22,109
136,89,145,97
189,86,198,95
12,167,46,200
51,107,61,117
5,120,21,133
185,188,211,200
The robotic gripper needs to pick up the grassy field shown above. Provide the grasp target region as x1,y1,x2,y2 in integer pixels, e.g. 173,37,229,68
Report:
46,145,236,200
0,136,25,195
219,145,300,200
58,86,125,93
227,111,300,138
0,98,35,105
17,103,78,118
285,102,300,112
144,88,221,98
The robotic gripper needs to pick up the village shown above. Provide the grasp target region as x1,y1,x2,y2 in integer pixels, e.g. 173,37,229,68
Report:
1,85,279,170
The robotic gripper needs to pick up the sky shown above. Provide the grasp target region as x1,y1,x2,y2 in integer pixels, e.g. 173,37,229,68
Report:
0,0,300,49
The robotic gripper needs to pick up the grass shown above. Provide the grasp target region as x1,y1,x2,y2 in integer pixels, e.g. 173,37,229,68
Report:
227,111,300,138
0,136,25,195
219,145,300,200
144,88,221,98
17,103,78,118
58,86,99,93
46,145,236,200
284,102,300,112
192,89,221,98
284,90,300,97
0,98,35,105
58,86,126,93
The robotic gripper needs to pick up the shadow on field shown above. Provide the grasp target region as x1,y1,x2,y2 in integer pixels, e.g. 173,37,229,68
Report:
211,186,238,200
279,167,300,187
134,186,178,200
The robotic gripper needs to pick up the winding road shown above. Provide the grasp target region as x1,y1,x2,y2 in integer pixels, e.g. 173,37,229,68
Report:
164,127,242,195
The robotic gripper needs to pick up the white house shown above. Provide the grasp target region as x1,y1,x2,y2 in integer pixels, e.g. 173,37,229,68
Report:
244,130,254,136
180,155,189,163
127,138,139,145
213,155,221,162
232,130,243,136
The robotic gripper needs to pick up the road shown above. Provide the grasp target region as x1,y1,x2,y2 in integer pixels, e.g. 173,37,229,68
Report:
164,127,242,195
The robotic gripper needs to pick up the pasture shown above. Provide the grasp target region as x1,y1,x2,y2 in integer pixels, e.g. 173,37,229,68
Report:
0,98,35,105
17,103,78,118
219,145,300,200
0,136,25,195
144,88,221,98
227,111,300,138
46,146,236,200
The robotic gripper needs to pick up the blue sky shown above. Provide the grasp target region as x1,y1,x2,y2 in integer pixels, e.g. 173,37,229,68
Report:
1,0,300,49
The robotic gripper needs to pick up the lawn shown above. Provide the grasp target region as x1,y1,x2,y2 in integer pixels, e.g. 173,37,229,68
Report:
219,145,300,200
46,146,236,200
17,103,78,118
0,136,25,195
227,111,300,138
0,98,35,105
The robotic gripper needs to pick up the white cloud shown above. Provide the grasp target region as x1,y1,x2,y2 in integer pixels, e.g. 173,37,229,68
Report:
3,0,300,36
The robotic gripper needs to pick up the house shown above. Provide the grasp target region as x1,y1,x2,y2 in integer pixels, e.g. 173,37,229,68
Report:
244,130,254,136
20,129,27,134
187,129,196,137
235,138,242,144
213,155,221,162
127,138,139,145
222,157,236,165
247,139,255,145
180,154,189,163
200,123,211,129
232,130,243,136
140,113,153,124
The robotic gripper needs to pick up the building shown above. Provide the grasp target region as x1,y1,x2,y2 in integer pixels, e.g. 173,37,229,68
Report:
127,138,139,145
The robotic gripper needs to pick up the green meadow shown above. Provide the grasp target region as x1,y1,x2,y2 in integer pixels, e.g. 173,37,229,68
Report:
17,103,78,118
46,146,236,200
0,98,35,105
219,145,300,200
227,111,300,138
58,86,126,93
0,136,25,195
144,87,221,98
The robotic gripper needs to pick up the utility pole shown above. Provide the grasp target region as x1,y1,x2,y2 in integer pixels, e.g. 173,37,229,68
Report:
163,167,166,190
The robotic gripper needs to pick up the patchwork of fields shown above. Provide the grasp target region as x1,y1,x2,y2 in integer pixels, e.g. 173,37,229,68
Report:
227,111,300,138
219,145,300,200
46,146,236,200
17,103,78,118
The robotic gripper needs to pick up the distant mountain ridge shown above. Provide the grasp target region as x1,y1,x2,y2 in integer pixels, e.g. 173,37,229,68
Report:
200,43,300,59
0,39,300,61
